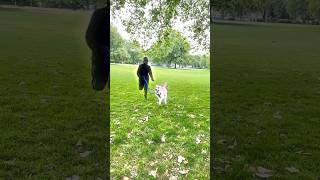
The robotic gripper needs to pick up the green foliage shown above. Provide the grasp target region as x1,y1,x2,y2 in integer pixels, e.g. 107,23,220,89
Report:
111,26,208,69
212,0,320,23
287,0,308,21
0,0,105,9
148,29,190,68
111,25,144,64
307,0,320,20
111,0,209,50
127,40,144,64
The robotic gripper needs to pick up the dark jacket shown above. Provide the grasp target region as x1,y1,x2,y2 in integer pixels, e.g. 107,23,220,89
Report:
137,63,152,79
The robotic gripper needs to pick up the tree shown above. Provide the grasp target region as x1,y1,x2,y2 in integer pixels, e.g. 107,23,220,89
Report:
287,0,308,22
148,29,190,68
111,47,130,64
110,25,128,63
111,0,209,51
211,0,233,18
111,26,125,52
127,40,144,64
307,0,320,22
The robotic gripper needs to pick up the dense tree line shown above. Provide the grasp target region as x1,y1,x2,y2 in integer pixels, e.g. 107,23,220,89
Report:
211,0,320,24
0,0,106,9
111,26,209,69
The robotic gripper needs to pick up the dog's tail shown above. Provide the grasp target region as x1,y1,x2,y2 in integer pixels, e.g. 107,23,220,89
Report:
163,82,168,88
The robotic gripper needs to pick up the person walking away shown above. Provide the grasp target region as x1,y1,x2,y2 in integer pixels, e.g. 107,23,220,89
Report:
137,57,154,99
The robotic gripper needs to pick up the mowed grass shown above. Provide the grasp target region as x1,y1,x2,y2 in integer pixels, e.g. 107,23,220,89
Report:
0,8,107,178
213,22,320,179
110,64,210,179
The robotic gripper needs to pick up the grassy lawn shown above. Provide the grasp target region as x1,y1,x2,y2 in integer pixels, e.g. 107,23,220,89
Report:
110,64,210,179
0,7,107,178
213,22,320,179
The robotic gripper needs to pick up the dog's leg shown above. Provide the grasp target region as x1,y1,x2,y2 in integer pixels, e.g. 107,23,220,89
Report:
164,97,167,104
158,98,161,105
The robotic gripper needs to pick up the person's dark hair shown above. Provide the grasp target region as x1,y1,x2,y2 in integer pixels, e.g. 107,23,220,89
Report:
143,57,148,62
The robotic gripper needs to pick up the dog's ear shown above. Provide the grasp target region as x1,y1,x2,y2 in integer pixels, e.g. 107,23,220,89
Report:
163,82,168,88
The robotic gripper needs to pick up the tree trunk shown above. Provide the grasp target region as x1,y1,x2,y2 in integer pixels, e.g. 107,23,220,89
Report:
263,8,268,22
174,63,176,69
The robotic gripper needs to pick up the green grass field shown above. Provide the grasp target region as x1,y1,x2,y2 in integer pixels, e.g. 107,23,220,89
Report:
0,7,107,178
110,64,210,179
2,5,319,180
213,22,320,179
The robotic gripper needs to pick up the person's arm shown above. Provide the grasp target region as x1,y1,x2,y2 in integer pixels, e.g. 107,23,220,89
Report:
137,65,141,78
148,66,154,81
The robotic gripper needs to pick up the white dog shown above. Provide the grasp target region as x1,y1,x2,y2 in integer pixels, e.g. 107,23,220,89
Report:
155,82,168,105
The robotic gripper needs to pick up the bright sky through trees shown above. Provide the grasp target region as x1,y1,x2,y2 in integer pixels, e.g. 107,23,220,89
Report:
111,3,209,55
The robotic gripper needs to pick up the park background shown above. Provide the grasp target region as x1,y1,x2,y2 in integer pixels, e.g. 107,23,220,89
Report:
0,0,320,179
109,0,210,179
212,0,320,179
0,4,107,179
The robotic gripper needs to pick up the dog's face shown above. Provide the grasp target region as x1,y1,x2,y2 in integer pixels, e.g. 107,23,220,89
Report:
155,83,168,104
155,85,161,96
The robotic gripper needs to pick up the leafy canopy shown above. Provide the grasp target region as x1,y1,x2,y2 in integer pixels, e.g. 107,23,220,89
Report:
111,0,209,51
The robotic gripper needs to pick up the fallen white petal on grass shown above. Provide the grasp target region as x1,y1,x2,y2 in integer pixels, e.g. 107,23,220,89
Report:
148,169,157,178
138,115,149,123
149,160,158,166
187,114,196,118
18,81,26,86
75,140,82,147
134,109,139,112
4,159,15,166
179,169,189,175
217,139,227,145
147,139,154,144
79,150,91,158
177,155,186,163
161,135,166,143
66,175,79,180
228,139,237,150
273,111,282,119
295,150,312,156
115,120,120,126
255,166,273,178
201,149,207,154
122,176,130,180
127,131,133,139
130,170,138,177
169,176,178,180
195,136,201,144
286,166,300,173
